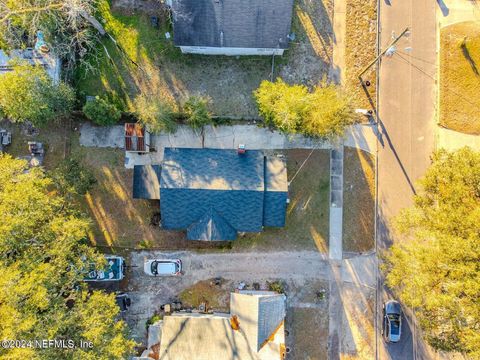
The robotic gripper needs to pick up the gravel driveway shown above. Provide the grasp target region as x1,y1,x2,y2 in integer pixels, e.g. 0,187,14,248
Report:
124,250,375,343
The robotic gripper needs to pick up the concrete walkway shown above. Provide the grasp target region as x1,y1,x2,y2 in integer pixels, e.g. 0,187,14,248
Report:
80,123,377,168
437,127,480,151
329,146,344,260
330,0,346,85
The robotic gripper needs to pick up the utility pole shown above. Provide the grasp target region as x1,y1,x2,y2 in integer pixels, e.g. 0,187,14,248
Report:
358,27,410,79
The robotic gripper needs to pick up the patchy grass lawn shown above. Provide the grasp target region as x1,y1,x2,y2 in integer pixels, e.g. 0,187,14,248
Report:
233,149,330,252
343,148,375,253
0,120,69,170
76,0,334,119
286,308,328,360
2,120,226,251
178,279,231,312
278,0,333,86
439,21,480,134
345,0,377,110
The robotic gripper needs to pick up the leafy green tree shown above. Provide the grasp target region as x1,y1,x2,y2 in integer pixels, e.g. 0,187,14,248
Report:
303,82,355,138
133,94,177,133
254,78,308,134
0,154,136,360
183,96,212,131
0,62,75,126
384,148,480,357
253,78,355,139
83,96,121,126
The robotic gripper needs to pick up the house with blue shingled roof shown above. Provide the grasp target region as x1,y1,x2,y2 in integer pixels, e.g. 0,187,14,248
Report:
132,148,288,241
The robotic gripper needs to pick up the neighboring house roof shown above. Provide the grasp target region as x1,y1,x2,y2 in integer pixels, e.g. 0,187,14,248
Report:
172,0,294,49
157,291,286,360
133,165,161,199
0,49,60,83
159,148,288,240
230,291,286,352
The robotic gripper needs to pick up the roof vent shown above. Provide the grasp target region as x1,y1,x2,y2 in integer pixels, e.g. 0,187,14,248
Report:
238,144,246,155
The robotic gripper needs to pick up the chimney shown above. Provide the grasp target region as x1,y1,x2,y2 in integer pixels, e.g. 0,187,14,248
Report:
238,144,246,155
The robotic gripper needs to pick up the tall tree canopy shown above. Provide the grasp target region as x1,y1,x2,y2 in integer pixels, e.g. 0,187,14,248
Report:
0,155,136,359
253,78,355,139
0,62,75,126
0,0,103,70
385,148,480,357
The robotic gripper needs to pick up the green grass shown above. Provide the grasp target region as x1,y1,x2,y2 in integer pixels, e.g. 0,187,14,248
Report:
75,2,272,118
233,149,330,252
440,21,480,134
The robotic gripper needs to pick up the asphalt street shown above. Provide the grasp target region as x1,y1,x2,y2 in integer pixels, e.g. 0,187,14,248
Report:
377,0,437,359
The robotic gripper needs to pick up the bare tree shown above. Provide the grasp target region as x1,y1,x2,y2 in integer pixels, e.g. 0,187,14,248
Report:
0,0,106,74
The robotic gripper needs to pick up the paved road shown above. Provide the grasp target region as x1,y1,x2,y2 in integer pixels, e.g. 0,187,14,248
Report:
377,0,437,359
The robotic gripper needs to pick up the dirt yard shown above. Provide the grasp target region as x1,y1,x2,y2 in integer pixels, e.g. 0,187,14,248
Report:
76,0,334,119
345,0,377,109
179,278,231,312
439,21,480,134
343,148,375,253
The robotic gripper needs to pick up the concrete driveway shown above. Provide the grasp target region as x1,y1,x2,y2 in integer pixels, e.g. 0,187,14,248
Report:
79,123,377,168
124,250,375,349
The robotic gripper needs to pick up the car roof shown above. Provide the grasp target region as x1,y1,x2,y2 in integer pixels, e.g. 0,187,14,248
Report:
156,261,177,274
385,300,401,314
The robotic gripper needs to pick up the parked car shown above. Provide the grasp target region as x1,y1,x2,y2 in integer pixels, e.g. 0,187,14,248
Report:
144,259,182,276
115,293,131,312
382,300,402,343
84,255,126,282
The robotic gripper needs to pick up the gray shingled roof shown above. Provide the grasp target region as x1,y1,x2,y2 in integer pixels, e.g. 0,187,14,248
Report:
133,165,161,199
172,0,294,49
159,148,288,240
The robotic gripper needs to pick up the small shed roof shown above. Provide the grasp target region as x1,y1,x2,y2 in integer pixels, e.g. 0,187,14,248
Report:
133,165,161,199
172,0,294,49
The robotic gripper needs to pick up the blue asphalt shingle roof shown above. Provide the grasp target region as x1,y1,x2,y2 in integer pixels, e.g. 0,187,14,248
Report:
133,165,161,199
187,208,237,241
158,148,288,241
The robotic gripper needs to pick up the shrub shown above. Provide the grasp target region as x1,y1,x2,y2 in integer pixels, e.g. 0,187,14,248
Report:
133,94,177,133
146,313,163,329
82,96,121,126
254,78,355,139
267,280,285,294
183,96,212,130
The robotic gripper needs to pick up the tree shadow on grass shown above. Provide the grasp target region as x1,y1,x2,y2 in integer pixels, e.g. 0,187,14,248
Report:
461,37,479,76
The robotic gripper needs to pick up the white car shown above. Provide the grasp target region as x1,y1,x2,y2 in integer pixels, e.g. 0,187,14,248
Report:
144,259,182,276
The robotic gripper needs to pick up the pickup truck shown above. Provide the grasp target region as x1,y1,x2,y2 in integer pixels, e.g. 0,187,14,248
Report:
84,255,125,282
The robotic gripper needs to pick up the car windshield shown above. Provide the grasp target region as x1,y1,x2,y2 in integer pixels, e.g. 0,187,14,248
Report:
389,316,400,335
151,261,158,275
